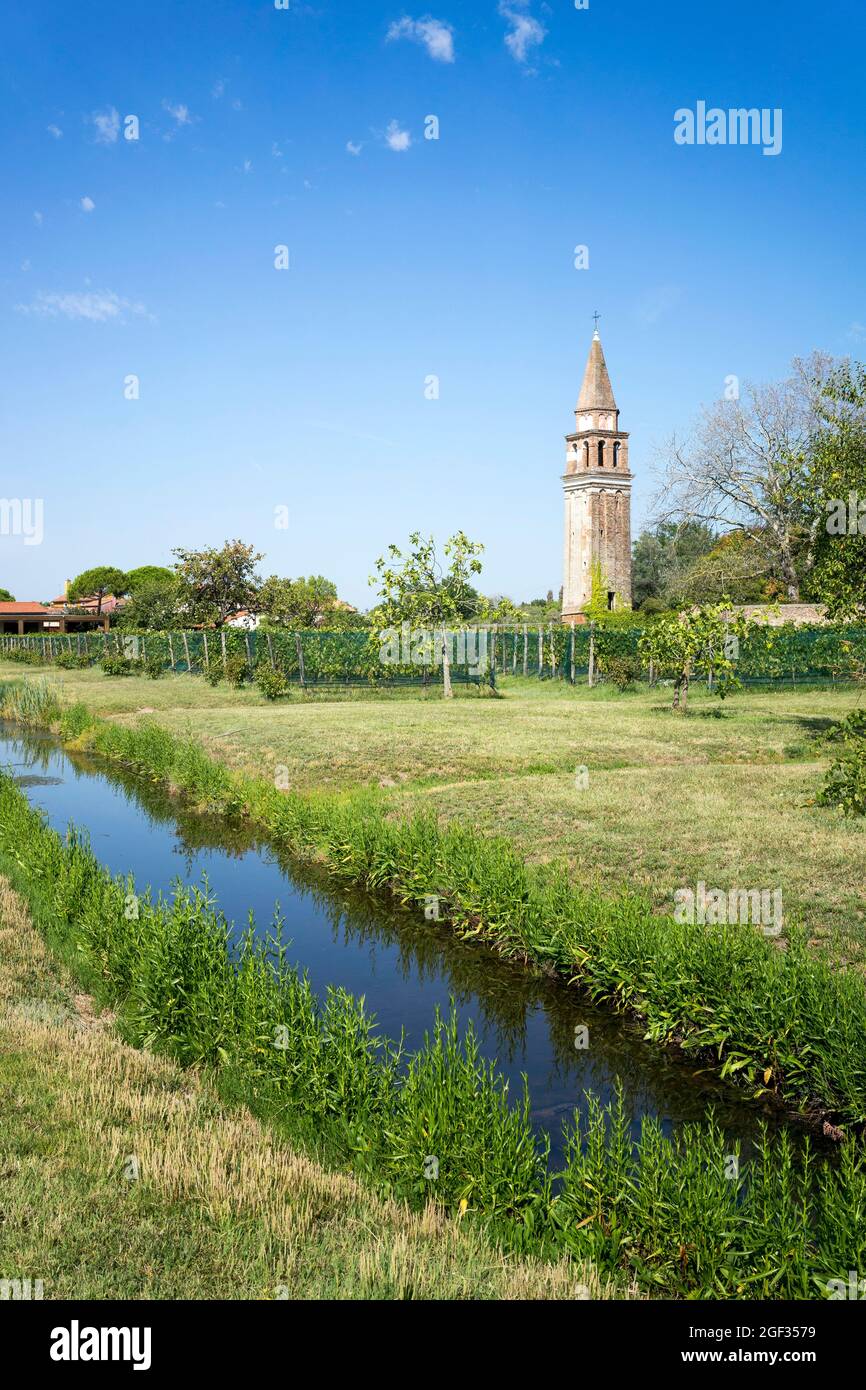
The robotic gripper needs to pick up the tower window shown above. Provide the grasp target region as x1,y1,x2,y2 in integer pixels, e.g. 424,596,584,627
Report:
597,441,604,468
607,591,615,610
613,441,620,469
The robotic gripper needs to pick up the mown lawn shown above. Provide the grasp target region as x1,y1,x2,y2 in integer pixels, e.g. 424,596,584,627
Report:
2,660,863,957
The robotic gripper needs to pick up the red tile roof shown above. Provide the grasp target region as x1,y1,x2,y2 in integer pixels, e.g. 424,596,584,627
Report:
0,602,52,614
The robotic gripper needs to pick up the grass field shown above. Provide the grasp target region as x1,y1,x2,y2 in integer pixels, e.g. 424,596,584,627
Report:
2,659,862,961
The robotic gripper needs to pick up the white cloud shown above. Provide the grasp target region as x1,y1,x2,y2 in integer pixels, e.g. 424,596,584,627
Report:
212,79,226,99
385,119,411,151
162,100,192,126
272,141,284,158
91,106,120,144
33,211,43,225
386,16,455,63
80,196,95,212
16,290,153,324
242,158,252,173
47,123,63,138
499,2,546,65
346,140,363,156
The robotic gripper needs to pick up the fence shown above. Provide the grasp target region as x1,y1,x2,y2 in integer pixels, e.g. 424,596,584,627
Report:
2,622,865,688
0,627,496,689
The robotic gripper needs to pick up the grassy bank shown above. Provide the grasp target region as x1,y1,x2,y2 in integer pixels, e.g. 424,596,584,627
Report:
13,688,863,1131
2,773,866,1298
1,659,862,958
0,877,599,1300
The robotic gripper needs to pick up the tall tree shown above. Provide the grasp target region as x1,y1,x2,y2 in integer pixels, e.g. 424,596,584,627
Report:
171,540,262,627
258,574,339,628
125,565,175,595
807,361,866,618
116,577,182,631
631,521,717,608
68,566,127,615
370,531,484,698
655,353,834,600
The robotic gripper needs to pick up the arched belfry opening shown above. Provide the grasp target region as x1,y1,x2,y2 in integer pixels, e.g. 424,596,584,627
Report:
561,323,633,622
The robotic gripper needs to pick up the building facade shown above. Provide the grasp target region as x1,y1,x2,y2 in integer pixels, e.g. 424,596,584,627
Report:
561,329,633,621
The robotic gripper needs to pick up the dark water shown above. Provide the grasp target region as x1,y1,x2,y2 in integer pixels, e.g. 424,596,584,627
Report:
0,720,777,1160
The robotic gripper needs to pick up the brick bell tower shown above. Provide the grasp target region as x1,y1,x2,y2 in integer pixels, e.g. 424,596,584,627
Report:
561,320,633,621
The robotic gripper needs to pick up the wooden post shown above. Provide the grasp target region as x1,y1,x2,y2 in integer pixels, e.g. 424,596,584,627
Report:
588,623,596,688
538,625,543,678
649,656,655,687
569,624,575,685
182,632,191,672
168,634,175,671
295,633,306,687
220,630,227,677
244,633,252,667
203,632,210,673
512,629,517,675
522,624,528,677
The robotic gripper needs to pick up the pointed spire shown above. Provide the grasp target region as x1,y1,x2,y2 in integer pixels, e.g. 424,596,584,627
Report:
576,332,617,412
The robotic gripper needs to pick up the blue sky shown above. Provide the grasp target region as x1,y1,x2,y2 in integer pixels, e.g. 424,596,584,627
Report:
1,0,864,606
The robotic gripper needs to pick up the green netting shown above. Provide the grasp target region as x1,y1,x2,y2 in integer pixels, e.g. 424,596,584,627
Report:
2,623,864,688
0,627,495,688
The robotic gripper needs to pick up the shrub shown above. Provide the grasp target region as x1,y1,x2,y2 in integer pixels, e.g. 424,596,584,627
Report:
224,652,250,688
2,647,44,667
142,653,165,680
817,714,866,816
255,663,290,700
203,663,223,686
100,654,134,677
599,654,641,691
55,650,91,670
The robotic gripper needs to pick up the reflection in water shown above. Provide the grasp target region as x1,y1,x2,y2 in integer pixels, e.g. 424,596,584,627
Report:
0,721,784,1161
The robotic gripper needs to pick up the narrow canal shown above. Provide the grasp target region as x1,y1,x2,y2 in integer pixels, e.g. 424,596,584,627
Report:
1,719,777,1161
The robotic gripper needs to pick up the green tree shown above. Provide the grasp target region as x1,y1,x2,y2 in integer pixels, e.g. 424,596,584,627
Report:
638,601,768,712
807,361,866,618
125,565,175,595
632,521,717,607
258,574,340,628
370,531,484,698
0,588,14,602
171,540,262,627
68,566,128,615
116,577,182,631
668,531,779,605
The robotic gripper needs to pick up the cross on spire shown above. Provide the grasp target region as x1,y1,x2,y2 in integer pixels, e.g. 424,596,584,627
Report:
592,310,601,338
